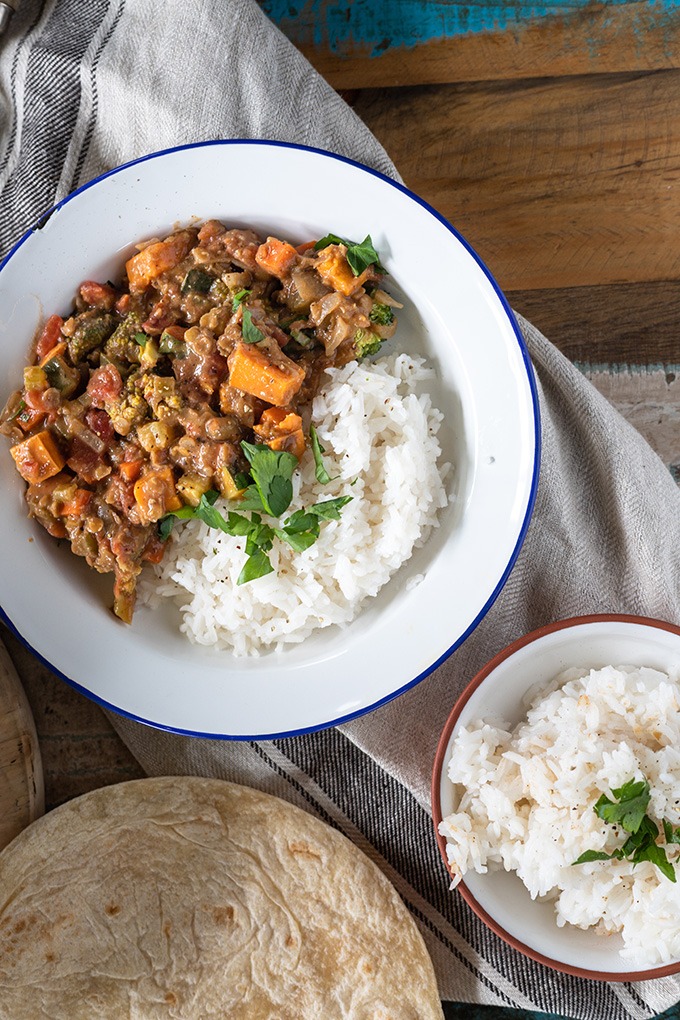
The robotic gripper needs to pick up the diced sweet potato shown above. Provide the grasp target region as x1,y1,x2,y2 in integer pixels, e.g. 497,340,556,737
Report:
253,407,305,460
315,245,370,297
255,237,298,278
10,430,65,484
227,339,305,407
133,466,182,524
126,230,195,293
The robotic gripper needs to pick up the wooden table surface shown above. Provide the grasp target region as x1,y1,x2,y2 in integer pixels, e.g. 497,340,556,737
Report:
4,0,680,826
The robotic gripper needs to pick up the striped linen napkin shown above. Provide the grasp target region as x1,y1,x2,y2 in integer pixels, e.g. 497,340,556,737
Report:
2,2,680,1018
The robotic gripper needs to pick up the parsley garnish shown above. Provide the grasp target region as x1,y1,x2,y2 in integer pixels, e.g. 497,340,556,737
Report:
134,332,148,347
232,288,251,312
158,443,351,584
241,307,266,345
572,777,680,882
309,424,334,484
314,232,386,276
241,441,297,517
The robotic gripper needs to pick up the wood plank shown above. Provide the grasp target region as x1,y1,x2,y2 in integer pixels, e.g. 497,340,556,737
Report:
1,626,144,810
585,366,680,481
507,281,680,366
0,639,43,850
260,1,680,89
353,70,680,291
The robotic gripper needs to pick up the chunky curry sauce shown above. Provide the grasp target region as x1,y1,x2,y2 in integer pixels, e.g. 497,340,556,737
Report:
0,223,398,621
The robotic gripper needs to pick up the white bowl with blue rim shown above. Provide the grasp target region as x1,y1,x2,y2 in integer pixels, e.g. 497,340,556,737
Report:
0,140,539,738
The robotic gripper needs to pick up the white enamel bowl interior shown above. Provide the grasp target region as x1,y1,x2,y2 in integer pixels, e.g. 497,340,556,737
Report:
437,616,680,978
0,141,538,737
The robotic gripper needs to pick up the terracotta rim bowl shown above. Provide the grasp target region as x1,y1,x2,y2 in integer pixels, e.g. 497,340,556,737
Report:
431,613,680,982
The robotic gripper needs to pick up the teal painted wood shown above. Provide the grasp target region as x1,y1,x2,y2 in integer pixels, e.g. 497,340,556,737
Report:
260,0,680,56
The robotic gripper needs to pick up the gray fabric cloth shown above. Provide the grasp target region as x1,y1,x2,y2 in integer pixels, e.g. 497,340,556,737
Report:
1,2,679,1017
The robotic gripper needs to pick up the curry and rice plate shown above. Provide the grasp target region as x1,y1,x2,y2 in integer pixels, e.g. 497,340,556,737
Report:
0,222,448,653
439,664,680,964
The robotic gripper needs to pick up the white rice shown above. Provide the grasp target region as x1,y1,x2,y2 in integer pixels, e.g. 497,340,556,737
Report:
139,353,449,656
439,664,680,964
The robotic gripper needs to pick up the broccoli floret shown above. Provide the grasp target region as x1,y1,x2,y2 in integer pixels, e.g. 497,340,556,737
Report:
369,302,394,326
354,329,382,358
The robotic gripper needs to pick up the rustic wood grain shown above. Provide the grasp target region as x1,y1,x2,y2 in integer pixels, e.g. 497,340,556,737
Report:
280,3,680,90
353,70,680,291
508,281,680,366
0,626,144,811
0,638,44,849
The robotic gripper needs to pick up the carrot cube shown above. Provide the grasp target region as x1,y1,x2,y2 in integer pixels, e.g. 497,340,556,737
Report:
255,237,298,278
315,245,370,296
126,230,195,293
253,407,305,460
10,430,65,484
227,339,305,407
133,466,182,524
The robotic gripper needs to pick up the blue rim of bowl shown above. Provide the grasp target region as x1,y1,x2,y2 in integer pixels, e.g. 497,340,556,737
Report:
0,138,541,740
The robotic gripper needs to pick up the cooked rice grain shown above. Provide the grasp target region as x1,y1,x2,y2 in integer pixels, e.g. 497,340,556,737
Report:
139,354,449,655
439,664,680,964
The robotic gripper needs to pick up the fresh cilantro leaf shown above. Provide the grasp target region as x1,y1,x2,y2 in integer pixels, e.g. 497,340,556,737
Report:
244,519,275,556
134,332,148,347
664,819,680,844
224,512,253,537
305,495,353,520
572,850,616,865
241,442,297,517
346,235,385,276
158,516,175,541
309,424,333,484
237,548,274,585
314,233,345,250
241,307,266,345
274,528,319,553
594,779,651,833
181,268,213,294
233,471,251,490
574,776,678,882
281,510,321,536
232,288,251,312
236,484,266,513
635,843,676,882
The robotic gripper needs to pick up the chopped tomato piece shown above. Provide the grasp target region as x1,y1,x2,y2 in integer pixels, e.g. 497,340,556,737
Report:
87,363,122,406
79,280,116,310
39,341,67,368
85,408,114,444
34,315,64,363
67,437,110,484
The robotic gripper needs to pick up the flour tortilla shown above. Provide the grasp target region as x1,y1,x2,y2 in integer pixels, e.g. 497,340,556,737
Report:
0,777,443,1019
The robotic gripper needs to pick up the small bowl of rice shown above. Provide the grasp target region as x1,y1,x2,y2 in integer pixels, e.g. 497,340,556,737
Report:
432,613,680,981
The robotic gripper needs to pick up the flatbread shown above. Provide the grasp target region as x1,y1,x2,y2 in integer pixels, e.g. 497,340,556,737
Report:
0,777,443,1019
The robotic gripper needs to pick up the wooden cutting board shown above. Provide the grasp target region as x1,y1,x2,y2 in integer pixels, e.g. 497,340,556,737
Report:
0,637,44,851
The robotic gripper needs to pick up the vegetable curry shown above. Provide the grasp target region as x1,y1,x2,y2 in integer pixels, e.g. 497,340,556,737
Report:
0,223,399,622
